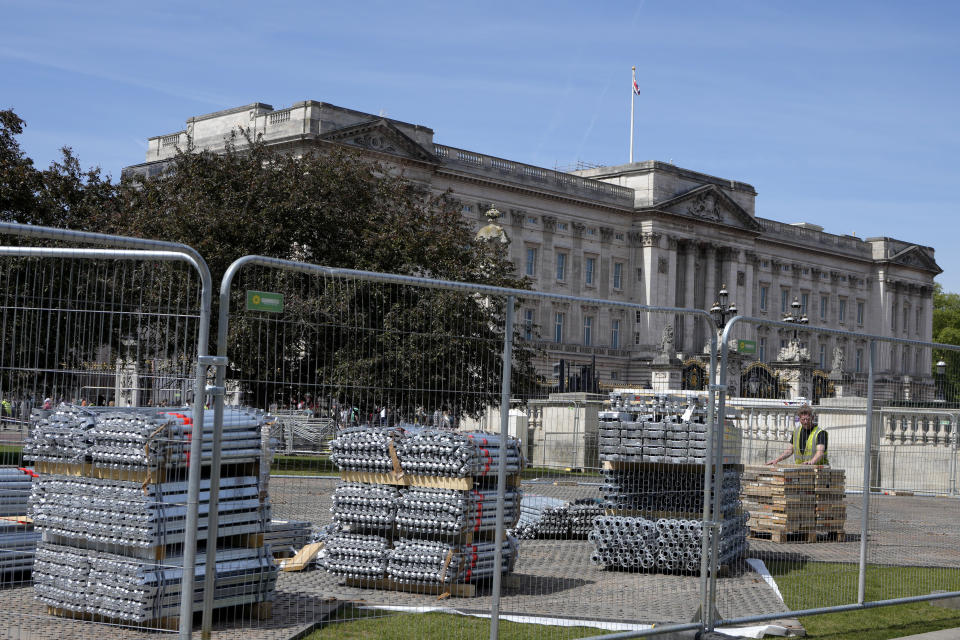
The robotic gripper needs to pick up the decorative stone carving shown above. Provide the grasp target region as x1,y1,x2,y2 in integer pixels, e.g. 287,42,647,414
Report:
571,221,586,236
777,340,810,363
627,231,643,247
686,192,723,221
599,227,614,243
641,232,661,248
476,207,509,244
509,209,526,225
667,237,679,250
542,216,557,232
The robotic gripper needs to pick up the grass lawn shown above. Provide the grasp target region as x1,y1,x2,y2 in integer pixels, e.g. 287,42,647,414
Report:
303,605,613,640
0,445,23,466
270,454,337,475
304,564,960,640
767,560,960,639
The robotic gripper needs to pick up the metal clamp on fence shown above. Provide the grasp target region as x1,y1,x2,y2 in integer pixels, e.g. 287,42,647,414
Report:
198,355,229,367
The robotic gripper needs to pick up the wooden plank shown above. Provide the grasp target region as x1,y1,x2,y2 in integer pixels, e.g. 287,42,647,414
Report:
47,606,179,630
0,515,32,525
281,542,324,572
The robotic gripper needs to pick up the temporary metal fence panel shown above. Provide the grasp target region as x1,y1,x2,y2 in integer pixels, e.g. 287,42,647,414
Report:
713,315,960,633
514,303,742,640
0,224,214,640
210,255,721,640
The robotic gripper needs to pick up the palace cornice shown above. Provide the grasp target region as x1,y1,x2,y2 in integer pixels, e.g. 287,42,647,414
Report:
435,167,634,216
756,235,878,267
640,207,763,238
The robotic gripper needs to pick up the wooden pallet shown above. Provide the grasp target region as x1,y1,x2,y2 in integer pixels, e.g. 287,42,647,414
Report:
340,471,521,491
345,577,476,597
602,460,744,472
46,601,272,630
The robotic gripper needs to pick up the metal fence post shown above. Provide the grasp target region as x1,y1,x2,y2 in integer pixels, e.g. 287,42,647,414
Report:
698,319,720,634
858,338,877,605
489,295,515,640
951,414,959,497
201,354,229,639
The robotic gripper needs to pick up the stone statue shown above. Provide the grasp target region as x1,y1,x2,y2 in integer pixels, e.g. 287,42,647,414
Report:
659,324,675,356
653,323,677,365
831,347,844,373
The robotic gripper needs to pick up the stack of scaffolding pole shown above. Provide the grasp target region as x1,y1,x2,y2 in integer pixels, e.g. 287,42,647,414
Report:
324,426,525,593
26,405,276,626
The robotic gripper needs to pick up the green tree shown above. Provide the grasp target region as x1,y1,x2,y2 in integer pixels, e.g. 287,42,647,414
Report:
111,131,540,418
932,283,960,402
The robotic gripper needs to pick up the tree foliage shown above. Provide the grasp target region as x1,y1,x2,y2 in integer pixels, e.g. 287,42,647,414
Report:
0,112,540,416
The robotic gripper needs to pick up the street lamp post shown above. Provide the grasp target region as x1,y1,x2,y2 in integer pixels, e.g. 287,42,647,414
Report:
782,296,808,343
936,360,947,403
709,283,737,334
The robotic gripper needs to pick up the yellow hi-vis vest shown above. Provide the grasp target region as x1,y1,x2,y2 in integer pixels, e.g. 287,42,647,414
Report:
794,425,828,466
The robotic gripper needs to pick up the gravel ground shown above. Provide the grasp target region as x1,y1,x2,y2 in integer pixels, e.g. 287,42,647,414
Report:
1,476,957,639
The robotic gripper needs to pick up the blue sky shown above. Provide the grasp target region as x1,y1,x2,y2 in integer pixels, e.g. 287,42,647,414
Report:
3,1,958,290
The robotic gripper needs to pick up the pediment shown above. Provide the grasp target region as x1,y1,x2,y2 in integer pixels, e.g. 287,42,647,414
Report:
320,118,437,163
885,245,942,274
643,184,762,232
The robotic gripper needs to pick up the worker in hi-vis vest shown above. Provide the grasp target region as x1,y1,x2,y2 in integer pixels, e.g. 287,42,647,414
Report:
766,404,829,466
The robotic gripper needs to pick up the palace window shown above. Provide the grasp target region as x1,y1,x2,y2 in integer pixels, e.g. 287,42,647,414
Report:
525,247,537,277
556,252,567,281
554,312,565,343
838,298,846,323
781,289,790,313
585,256,596,286
819,344,826,368
759,337,767,362
820,295,828,320
856,348,863,373
523,309,535,340
613,262,624,290
801,293,809,316
759,285,768,311
611,319,620,349
857,301,865,325
583,316,593,346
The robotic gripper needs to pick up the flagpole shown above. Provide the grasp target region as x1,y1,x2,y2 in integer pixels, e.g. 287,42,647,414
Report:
630,66,636,163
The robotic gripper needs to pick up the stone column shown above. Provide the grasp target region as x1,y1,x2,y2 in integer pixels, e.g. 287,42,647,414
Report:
701,245,717,349
508,209,525,271
683,241,698,353
641,231,663,344
571,221,585,297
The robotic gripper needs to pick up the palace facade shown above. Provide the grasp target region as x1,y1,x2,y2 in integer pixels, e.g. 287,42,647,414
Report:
124,100,941,392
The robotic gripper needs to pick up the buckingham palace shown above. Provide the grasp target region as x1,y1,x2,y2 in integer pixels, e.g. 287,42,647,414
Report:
123,100,941,396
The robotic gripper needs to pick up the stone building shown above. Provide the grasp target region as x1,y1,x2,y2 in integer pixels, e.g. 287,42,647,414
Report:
123,100,942,394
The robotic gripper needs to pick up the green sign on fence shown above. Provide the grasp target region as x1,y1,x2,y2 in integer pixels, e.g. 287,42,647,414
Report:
246,290,284,313
737,339,757,354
